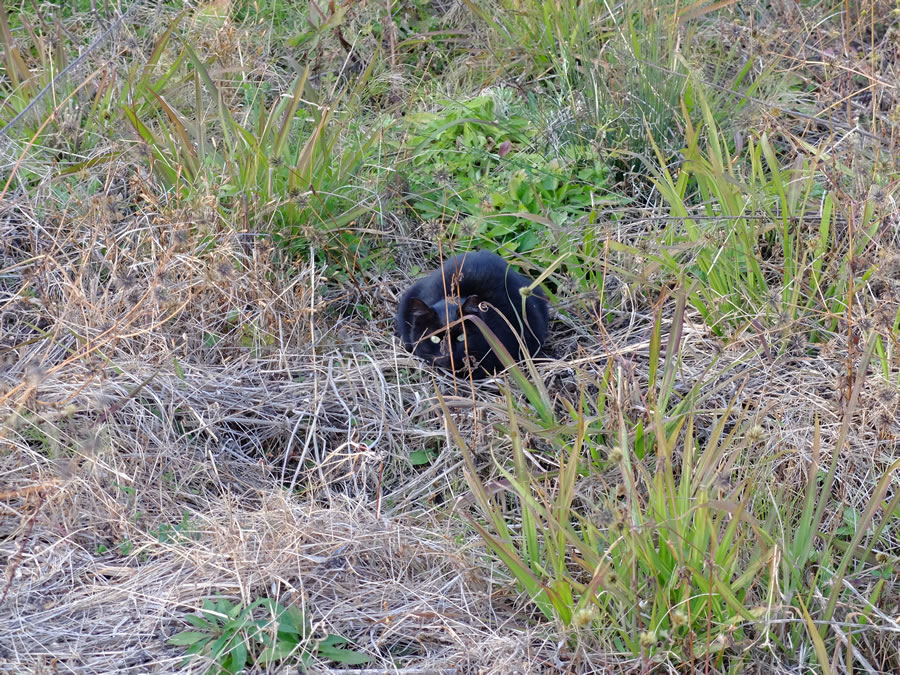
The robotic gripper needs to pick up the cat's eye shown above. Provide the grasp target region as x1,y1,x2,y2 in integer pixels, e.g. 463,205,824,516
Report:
429,334,441,344
456,334,465,342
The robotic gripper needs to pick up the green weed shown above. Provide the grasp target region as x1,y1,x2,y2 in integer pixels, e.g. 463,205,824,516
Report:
399,94,622,255
168,597,371,674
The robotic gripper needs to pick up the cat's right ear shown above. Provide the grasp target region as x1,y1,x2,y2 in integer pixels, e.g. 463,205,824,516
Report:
407,297,435,321
461,295,484,315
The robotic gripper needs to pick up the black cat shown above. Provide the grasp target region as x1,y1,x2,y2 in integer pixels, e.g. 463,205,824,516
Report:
395,250,549,378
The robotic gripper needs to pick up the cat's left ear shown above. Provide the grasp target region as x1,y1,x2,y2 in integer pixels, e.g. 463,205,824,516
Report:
461,295,483,315
407,297,435,320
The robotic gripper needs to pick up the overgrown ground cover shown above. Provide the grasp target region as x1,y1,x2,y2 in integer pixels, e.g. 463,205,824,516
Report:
1,0,899,672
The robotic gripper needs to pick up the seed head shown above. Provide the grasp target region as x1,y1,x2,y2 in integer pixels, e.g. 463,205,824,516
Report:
746,424,765,444
216,261,234,279
875,384,898,409
874,305,898,331
607,446,624,464
874,409,895,431
639,631,656,649
572,605,597,628
593,507,613,527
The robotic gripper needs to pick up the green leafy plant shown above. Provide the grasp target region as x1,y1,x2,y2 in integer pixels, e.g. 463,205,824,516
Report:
400,94,621,255
287,0,351,52
150,511,199,544
168,597,371,674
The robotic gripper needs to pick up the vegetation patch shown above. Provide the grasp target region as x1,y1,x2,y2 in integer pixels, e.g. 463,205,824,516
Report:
1,0,899,672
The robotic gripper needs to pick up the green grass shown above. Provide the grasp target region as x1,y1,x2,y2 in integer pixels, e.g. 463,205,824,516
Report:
2,0,899,671
443,297,898,669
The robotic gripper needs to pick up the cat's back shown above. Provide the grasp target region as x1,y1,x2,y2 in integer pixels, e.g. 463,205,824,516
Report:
401,250,542,306
440,250,526,290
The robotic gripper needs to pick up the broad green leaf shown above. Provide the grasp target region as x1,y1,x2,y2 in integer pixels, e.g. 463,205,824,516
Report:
166,631,209,646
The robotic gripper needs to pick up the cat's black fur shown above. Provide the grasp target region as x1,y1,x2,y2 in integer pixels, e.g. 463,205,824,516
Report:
395,250,549,378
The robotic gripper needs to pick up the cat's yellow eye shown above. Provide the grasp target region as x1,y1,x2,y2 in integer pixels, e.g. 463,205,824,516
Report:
456,334,465,342
429,334,441,344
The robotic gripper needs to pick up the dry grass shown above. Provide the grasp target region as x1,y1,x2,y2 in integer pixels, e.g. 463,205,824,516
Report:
2,0,900,672
2,174,898,672
0,186,565,672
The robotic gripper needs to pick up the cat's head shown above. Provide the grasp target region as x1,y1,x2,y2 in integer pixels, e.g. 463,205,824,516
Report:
404,295,483,372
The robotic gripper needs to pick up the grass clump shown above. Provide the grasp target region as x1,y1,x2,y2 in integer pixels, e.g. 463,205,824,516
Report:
448,296,900,671
120,15,384,260
2,0,900,672
442,296,764,666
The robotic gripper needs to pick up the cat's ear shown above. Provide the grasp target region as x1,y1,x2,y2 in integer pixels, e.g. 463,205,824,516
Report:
407,297,436,321
461,295,483,315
